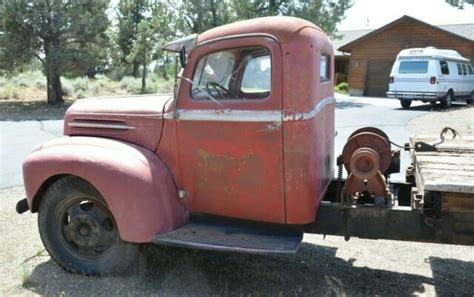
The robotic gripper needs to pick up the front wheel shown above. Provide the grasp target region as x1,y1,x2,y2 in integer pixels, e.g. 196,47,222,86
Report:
38,176,139,275
400,99,412,108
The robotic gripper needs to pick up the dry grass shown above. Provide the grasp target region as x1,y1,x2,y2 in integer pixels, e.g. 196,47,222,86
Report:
408,105,474,136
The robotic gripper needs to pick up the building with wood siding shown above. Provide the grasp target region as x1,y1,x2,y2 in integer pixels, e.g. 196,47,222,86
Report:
335,15,474,97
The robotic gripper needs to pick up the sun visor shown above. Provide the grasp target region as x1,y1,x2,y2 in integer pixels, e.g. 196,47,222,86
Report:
162,34,198,53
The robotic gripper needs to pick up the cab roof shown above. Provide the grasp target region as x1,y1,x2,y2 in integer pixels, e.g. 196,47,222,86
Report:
198,16,321,45
162,16,322,54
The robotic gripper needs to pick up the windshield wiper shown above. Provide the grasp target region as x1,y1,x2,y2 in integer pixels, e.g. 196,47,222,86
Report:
179,76,230,111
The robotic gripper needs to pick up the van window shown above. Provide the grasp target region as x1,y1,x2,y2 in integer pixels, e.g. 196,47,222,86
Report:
439,61,449,75
320,54,330,81
399,61,428,74
468,65,474,75
457,64,462,75
191,46,271,100
462,64,467,75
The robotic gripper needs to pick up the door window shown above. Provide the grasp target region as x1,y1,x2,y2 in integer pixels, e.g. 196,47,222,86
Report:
457,63,463,75
468,64,474,75
191,47,271,100
439,61,449,75
462,64,467,75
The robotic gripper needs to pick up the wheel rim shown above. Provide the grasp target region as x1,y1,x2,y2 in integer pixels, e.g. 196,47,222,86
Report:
57,196,118,259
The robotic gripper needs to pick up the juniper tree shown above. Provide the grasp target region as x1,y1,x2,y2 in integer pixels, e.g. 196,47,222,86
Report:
0,0,110,105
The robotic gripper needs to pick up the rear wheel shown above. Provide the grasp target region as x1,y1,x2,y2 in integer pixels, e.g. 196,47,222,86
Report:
467,91,474,104
38,176,139,275
400,99,412,108
442,91,453,108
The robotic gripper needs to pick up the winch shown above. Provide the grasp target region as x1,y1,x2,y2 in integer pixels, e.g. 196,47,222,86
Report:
338,127,400,205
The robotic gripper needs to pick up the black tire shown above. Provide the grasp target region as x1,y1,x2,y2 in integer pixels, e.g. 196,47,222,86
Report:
38,176,139,275
400,99,412,108
442,91,453,108
467,91,473,104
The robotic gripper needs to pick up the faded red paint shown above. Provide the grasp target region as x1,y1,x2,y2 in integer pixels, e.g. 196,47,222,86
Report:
23,16,335,240
23,137,187,242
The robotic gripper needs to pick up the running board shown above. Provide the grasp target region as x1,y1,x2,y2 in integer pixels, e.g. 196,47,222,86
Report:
153,215,303,255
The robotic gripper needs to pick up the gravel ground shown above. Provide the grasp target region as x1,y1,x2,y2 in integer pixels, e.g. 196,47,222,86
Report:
1,106,474,296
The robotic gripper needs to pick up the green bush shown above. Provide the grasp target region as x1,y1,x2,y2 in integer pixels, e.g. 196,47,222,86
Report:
335,82,349,94
0,83,20,99
71,77,89,92
119,76,142,94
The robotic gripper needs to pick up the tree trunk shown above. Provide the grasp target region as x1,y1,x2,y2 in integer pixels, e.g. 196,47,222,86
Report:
133,62,140,78
46,71,63,105
161,65,169,80
44,40,64,105
141,64,147,94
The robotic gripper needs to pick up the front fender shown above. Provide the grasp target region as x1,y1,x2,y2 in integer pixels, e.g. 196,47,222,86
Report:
23,136,187,243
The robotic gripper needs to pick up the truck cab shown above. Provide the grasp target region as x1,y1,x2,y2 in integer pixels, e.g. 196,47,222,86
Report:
18,17,474,276
20,16,336,274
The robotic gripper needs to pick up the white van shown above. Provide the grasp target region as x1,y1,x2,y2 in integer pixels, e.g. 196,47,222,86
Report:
387,47,474,108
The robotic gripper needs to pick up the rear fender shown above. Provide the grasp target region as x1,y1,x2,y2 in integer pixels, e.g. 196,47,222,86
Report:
23,136,187,243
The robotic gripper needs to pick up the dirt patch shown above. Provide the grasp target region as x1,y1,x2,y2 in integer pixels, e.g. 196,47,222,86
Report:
0,100,73,121
408,105,474,136
1,187,473,296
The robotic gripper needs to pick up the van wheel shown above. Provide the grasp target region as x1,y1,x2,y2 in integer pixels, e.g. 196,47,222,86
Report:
400,99,412,108
38,176,139,275
442,91,453,108
467,91,474,104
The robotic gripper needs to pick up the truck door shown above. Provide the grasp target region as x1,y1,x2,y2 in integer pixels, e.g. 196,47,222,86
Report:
175,37,285,223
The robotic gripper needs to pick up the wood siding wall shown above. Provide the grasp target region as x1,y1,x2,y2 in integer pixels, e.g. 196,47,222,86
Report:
346,19,474,96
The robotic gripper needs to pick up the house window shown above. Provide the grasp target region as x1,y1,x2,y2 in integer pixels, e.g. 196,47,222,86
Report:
191,47,271,100
439,61,449,75
457,63,463,75
320,54,330,82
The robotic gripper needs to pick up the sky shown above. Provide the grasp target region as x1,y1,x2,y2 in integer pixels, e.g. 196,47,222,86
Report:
337,0,474,31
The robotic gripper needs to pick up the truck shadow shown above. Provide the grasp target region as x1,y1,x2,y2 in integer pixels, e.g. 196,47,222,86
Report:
22,242,473,296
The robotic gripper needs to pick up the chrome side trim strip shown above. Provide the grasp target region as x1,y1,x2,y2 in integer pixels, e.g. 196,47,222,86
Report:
283,96,335,121
167,97,335,122
68,121,136,130
176,109,282,122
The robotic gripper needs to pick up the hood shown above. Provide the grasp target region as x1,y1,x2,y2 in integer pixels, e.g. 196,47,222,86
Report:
64,94,173,151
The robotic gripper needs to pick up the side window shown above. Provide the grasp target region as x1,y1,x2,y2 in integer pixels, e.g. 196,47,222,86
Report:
320,54,330,82
191,47,271,100
462,64,467,75
457,63,463,75
439,61,449,75
468,64,474,75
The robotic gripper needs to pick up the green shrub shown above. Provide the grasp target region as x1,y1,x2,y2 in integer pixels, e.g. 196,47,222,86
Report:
61,79,73,96
335,82,349,94
119,76,142,94
0,83,20,99
71,77,89,92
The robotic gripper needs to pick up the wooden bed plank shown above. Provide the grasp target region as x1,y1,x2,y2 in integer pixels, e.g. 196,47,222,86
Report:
410,135,474,194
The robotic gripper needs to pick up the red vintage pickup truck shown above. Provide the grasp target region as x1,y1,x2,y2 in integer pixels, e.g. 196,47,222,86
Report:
16,16,474,275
